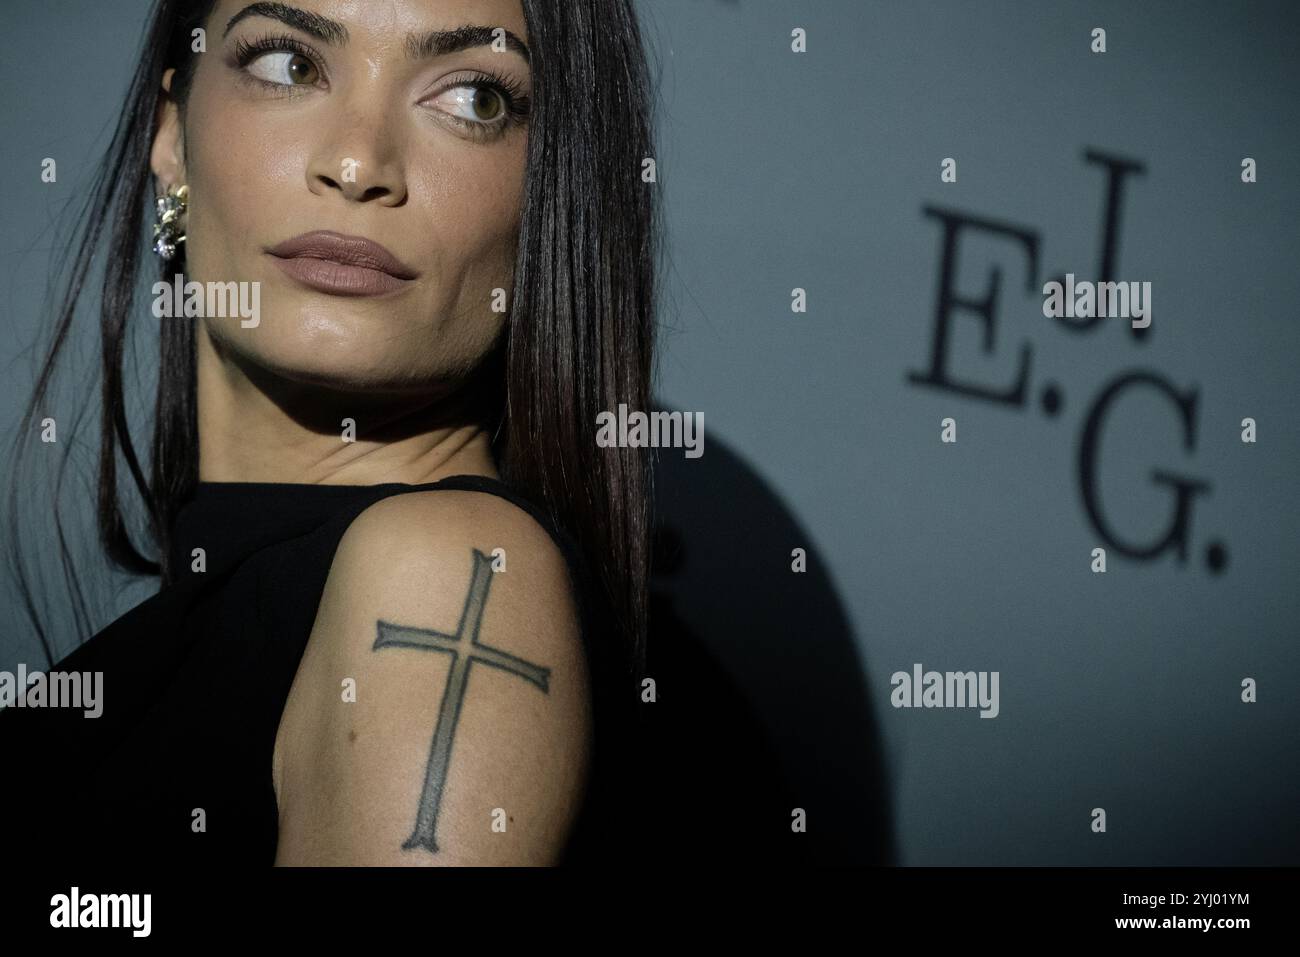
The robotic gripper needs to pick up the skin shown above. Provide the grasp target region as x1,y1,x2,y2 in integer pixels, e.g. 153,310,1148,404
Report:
148,1,592,865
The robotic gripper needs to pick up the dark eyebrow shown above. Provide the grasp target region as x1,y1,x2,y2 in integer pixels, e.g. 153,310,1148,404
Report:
405,25,530,65
224,3,348,44
223,4,530,66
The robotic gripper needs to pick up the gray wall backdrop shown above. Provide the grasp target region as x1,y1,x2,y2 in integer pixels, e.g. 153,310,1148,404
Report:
1,0,1296,864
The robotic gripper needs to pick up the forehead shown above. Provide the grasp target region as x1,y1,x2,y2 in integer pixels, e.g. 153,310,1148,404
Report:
209,0,529,46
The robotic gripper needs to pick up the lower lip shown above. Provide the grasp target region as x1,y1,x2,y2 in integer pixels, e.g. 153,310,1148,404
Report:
268,254,412,297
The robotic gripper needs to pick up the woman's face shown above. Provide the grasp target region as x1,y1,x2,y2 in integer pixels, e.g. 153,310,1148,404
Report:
151,0,530,396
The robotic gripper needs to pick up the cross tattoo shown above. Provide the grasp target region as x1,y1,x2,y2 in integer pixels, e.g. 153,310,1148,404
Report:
373,547,551,854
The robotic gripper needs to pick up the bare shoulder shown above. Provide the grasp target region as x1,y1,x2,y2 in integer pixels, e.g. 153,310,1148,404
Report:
272,487,592,866
335,488,584,627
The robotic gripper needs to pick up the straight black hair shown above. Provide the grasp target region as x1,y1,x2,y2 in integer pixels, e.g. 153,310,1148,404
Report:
6,0,657,695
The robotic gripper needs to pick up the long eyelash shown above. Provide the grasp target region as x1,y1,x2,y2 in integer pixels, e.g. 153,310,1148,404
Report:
233,32,320,68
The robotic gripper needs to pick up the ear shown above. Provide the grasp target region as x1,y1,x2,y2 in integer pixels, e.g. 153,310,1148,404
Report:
150,68,187,190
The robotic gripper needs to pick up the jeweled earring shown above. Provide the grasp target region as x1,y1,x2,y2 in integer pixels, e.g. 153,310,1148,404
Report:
152,184,188,260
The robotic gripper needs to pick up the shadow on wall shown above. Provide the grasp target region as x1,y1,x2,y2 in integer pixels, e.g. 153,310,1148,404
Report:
642,418,895,864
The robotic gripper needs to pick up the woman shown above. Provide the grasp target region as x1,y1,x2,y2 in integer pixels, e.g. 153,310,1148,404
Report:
2,0,656,867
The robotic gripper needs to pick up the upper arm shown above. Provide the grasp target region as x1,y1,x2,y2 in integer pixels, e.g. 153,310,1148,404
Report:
272,489,592,866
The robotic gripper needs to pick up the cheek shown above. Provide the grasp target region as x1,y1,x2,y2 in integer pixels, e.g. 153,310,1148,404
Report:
182,107,308,280
406,143,526,301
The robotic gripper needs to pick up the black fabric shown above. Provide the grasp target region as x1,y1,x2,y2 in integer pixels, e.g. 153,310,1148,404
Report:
0,475,631,866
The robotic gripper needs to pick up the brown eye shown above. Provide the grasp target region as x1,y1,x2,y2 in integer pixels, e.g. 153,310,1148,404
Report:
472,88,503,121
285,54,318,84
247,51,320,86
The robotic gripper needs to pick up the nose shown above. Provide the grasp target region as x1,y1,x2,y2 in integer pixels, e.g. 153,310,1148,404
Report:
305,102,408,206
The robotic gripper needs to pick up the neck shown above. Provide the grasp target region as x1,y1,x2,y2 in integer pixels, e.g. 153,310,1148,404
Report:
195,326,500,486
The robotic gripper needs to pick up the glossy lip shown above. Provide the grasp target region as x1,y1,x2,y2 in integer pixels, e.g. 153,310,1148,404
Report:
265,230,418,297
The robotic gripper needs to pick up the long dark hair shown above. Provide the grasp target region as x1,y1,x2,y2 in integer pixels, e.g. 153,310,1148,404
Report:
6,0,657,691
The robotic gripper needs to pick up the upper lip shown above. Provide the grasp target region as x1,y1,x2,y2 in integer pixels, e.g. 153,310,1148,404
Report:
265,230,418,279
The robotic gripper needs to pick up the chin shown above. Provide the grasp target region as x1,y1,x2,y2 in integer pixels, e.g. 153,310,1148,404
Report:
260,348,440,395
211,326,421,395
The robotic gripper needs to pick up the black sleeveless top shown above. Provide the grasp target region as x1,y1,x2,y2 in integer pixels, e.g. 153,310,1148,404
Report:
0,475,631,866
